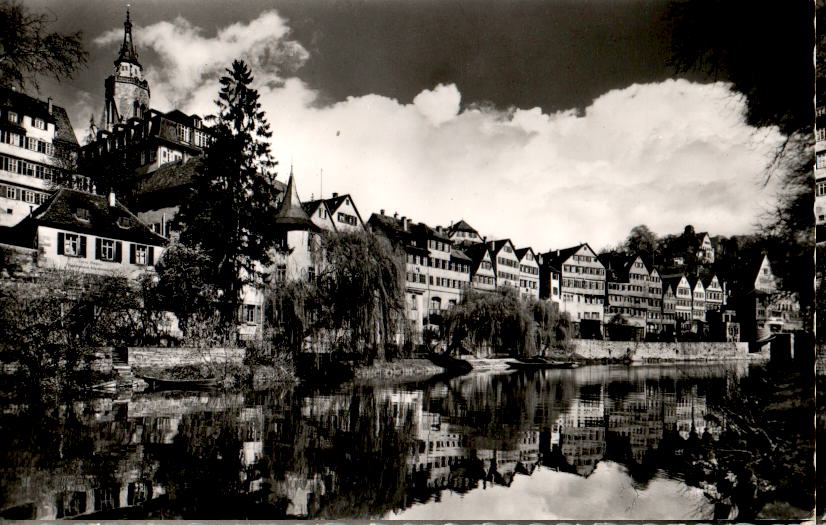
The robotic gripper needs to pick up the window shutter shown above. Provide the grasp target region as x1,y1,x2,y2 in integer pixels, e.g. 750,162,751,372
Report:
115,241,122,262
79,236,87,258
95,238,102,260
57,232,64,255
130,244,136,264
148,246,155,265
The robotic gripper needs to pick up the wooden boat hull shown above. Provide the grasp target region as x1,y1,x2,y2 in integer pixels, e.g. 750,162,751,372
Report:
506,361,579,370
138,375,218,390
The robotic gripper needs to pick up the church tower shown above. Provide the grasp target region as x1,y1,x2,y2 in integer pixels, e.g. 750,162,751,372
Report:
103,8,150,130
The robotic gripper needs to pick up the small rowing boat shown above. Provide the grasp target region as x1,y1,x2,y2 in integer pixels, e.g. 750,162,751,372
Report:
506,357,579,370
137,375,218,390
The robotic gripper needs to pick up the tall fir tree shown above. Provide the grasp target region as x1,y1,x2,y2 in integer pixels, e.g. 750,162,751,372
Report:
174,60,280,327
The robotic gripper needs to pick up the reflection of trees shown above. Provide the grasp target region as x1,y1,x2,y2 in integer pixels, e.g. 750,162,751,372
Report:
1,363,811,520
276,385,416,518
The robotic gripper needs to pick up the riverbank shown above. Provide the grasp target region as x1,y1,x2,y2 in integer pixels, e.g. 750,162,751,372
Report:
353,358,444,379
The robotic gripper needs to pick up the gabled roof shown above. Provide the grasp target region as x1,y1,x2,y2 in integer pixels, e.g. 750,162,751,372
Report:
662,274,688,290
597,252,631,282
686,274,704,291
488,238,516,256
273,175,318,231
514,247,537,262
323,193,365,227
702,274,721,289
448,219,478,234
459,242,494,273
6,189,166,246
540,243,599,269
0,88,78,147
302,199,326,217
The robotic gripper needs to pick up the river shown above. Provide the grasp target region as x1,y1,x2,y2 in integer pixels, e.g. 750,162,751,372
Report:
0,361,810,520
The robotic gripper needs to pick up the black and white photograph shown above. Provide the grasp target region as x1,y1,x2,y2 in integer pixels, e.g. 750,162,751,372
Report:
0,0,819,521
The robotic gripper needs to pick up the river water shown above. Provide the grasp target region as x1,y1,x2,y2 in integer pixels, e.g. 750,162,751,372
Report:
0,362,781,519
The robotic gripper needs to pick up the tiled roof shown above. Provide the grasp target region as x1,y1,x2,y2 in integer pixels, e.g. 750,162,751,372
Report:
368,213,427,254
0,88,78,147
459,242,492,272
302,199,325,216
541,244,587,268
10,188,167,245
133,158,200,195
449,219,478,234
450,248,472,263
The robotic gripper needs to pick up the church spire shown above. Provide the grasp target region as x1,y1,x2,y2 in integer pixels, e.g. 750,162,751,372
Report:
116,6,140,66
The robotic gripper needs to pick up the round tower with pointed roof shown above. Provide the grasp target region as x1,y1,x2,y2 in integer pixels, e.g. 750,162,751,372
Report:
103,8,150,130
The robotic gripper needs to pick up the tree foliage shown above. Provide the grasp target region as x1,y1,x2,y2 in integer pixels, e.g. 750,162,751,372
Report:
624,224,658,255
265,231,406,361
145,243,220,340
173,60,281,326
0,271,158,395
443,287,570,357
0,0,87,91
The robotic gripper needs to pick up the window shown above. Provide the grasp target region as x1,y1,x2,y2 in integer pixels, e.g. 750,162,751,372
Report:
58,232,85,257
33,118,46,130
818,127,826,142
135,245,147,265
75,208,89,221
275,264,287,283
818,181,826,197
1,130,21,147
6,111,18,124
308,266,316,282
337,212,357,226
99,239,116,261
177,124,191,143
818,151,826,169
130,244,154,265
243,304,257,324
117,216,132,228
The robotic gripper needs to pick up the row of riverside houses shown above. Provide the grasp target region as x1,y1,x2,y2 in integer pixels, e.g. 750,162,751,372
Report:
0,10,803,345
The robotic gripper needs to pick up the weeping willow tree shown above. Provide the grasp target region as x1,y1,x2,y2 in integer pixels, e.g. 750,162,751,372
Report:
266,230,406,361
443,288,570,357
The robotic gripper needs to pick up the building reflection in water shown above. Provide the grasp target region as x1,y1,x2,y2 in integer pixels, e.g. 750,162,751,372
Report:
0,363,748,519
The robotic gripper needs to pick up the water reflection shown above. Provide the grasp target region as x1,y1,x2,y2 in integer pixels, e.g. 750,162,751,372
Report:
0,362,752,520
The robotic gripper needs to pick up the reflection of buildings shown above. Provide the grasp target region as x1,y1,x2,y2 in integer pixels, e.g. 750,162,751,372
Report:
548,380,726,477
2,369,737,520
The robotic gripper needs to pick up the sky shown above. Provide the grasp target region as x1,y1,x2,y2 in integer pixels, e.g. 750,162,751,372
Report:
25,0,787,251
389,461,712,520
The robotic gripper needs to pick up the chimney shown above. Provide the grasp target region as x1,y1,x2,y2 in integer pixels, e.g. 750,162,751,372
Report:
332,192,338,198
402,217,409,231
393,212,398,219
108,191,116,207
47,97,53,114
380,209,385,216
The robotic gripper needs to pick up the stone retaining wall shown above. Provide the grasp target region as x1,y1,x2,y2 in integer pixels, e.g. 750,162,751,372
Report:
128,347,246,368
570,339,760,361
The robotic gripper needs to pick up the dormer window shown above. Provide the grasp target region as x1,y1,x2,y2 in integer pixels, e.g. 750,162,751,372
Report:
33,118,45,130
117,216,133,228
75,207,90,221
6,111,18,124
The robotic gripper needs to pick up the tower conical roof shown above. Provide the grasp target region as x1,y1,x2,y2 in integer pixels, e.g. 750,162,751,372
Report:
273,174,319,231
116,8,140,66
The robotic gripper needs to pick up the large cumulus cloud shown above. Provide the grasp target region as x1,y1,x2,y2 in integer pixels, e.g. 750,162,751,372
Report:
89,10,783,251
